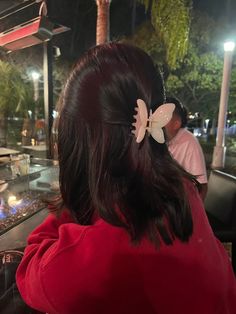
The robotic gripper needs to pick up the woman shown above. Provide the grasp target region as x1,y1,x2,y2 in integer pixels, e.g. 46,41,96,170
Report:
16,43,236,314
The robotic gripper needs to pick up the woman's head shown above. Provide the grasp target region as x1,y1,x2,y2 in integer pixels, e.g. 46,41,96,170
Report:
59,42,165,132
57,42,193,245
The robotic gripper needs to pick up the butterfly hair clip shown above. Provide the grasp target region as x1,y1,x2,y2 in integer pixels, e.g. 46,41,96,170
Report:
132,99,175,143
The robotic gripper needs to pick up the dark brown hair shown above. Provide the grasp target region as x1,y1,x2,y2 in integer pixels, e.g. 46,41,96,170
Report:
57,42,194,246
166,97,188,128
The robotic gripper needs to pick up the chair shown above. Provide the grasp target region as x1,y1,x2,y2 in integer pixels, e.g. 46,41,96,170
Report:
204,170,236,273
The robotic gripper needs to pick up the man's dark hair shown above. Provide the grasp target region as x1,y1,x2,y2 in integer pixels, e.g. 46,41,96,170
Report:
56,43,194,246
166,97,188,128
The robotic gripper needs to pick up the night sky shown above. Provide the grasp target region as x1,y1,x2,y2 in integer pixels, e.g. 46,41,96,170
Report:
193,0,236,21
0,0,235,59
0,0,234,23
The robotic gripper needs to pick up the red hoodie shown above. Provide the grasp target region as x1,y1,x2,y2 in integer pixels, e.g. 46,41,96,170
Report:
16,182,236,314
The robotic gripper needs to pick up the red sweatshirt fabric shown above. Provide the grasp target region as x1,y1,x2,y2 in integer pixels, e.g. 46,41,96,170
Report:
16,182,236,314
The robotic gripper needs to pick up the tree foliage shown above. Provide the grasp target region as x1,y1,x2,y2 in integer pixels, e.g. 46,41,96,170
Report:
137,0,192,68
228,62,236,116
0,60,33,118
166,47,223,117
166,10,236,119
125,20,165,67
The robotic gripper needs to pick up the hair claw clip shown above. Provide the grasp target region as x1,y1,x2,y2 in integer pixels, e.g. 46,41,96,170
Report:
132,99,175,143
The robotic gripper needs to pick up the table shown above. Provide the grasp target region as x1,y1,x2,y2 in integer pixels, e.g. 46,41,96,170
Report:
0,209,48,251
22,145,47,151
22,145,47,158
0,147,20,157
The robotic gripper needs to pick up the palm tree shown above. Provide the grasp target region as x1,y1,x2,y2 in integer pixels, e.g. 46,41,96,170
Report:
135,0,192,69
95,0,112,45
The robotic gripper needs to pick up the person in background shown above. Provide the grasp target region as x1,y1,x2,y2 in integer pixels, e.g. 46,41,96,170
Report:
16,43,235,314
165,97,208,200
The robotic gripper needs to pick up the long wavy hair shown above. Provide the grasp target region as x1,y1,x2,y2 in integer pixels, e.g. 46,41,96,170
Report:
56,42,195,246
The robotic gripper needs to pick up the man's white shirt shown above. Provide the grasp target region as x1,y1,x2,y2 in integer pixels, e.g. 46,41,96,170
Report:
168,128,207,184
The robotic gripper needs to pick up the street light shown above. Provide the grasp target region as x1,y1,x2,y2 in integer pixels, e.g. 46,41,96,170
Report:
31,71,40,81
212,41,235,169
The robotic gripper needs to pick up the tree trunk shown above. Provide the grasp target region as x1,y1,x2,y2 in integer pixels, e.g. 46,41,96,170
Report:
96,0,111,45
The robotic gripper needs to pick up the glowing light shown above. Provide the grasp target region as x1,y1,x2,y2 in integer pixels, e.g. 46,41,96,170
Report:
224,41,235,52
52,110,58,119
8,195,22,207
0,209,6,219
31,71,40,80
